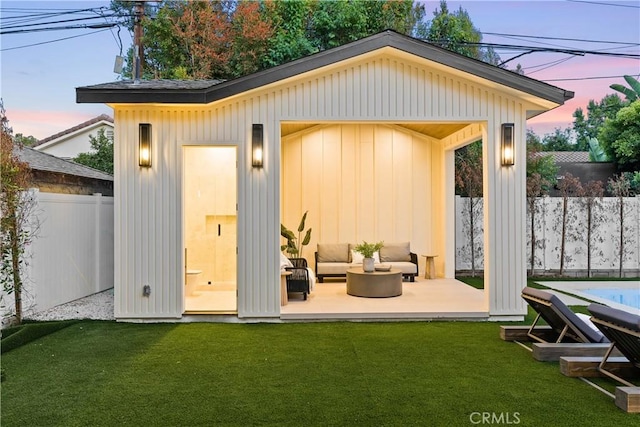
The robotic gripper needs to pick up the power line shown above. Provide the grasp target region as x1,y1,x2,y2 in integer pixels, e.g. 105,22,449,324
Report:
566,0,640,8
0,28,112,52
542,74,640,82
1,14,124,31
483,32,639,46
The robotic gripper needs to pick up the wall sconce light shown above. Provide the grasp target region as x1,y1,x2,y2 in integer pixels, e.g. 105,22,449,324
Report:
501,123,514,166
139,123,152,167
252,124,264,168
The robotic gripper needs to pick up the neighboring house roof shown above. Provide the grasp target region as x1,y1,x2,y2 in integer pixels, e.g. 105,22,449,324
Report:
33,114,113,149
539,151,591,163
77,30,573,109
14,145,113,182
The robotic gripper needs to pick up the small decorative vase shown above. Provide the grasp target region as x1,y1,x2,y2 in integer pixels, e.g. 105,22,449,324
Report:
363,257,375,272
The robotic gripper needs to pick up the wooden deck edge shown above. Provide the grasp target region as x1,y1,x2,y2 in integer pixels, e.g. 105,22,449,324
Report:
532,343,621,362
500,325,553,342
616,387,640,413
559,356,633,378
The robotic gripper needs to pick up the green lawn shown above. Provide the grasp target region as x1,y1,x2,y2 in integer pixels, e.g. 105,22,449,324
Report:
1,320,636,426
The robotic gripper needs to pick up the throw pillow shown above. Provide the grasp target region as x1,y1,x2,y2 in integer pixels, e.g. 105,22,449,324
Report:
317,243,350,263
380,242,411,262
280,252,293,270
351,249,380,264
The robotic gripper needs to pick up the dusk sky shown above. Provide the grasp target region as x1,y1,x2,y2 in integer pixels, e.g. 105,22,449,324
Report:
1,0,639,140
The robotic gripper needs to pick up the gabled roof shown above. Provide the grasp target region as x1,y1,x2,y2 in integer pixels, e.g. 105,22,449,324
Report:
14,145,113,181
77,30,573,106
34,114,113,148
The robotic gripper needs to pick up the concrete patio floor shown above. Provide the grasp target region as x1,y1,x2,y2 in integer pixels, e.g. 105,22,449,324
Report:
280,278,490,321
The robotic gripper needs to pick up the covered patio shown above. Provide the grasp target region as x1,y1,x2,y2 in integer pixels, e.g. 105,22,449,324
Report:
281,278,487,321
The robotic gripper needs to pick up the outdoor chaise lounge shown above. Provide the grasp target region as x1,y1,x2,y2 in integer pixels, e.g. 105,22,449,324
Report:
521,287,608,344
588,303,640,387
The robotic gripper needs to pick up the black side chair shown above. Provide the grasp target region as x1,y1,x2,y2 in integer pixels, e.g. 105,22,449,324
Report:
285,257,311,300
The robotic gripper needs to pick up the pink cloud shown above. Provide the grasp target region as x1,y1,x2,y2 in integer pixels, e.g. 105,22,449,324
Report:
5,108,110,140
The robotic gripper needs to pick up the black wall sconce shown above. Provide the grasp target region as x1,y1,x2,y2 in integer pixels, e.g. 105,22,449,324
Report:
501,123,514,166
252,124,263,168
139,123,152,167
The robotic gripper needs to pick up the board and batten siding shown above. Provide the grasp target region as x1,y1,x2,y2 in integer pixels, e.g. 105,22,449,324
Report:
113,49,543,319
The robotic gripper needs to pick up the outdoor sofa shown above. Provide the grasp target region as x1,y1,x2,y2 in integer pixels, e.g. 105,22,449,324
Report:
314,242,418,283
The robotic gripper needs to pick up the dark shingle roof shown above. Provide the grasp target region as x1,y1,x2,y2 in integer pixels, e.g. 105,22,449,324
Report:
539,151,591,163
34,114,113,147
77,31,573,107
14,145,113,181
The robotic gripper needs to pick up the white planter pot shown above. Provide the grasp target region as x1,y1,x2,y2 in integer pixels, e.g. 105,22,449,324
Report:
363,257,375,272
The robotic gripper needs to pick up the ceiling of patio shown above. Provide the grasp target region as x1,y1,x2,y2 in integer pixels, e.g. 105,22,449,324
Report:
281,122,469,140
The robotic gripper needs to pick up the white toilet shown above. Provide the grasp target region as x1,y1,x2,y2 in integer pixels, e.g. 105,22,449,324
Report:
186,269,202,296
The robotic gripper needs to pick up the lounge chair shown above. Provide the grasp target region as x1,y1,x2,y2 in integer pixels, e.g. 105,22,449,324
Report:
521,287,608,344
588,303,640,387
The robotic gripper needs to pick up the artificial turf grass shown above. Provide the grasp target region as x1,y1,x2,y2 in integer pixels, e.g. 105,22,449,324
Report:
1,321,636,427
0,319,79,354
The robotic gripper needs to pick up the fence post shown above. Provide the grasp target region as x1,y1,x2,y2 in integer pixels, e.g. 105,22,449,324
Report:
94,193,102,293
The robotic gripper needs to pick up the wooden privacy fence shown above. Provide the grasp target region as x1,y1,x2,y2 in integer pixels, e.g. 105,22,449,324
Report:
455,196,640,276
1,191,114,322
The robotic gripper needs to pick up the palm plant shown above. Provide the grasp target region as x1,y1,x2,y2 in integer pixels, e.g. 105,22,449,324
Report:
280,211,312,258
610,75,640,102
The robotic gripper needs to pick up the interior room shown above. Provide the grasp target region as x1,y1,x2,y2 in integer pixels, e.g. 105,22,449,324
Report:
279,121,488,318
183,146,237,313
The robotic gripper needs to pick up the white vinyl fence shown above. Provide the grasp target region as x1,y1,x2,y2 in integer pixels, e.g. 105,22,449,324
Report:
456,195,640,276
1,191,114,323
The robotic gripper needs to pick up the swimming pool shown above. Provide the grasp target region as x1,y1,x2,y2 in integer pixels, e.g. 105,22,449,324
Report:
537,281,640,315
582,288,640,310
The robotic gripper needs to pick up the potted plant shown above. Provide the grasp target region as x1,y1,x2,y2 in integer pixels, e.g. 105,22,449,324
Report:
280,211,312,259
353,241,383,272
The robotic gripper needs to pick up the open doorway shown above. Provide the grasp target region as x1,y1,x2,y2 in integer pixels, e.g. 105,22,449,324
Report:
183,145,237,313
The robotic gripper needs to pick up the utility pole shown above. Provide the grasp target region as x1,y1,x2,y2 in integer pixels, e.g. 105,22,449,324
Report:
133,1,145,82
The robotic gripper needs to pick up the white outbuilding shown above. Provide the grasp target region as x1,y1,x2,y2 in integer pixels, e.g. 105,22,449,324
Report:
77,31,573,322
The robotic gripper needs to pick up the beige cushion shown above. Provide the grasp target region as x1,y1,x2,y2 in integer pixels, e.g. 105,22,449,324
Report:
380,242,411,262
317,243,350,263
387,261,417,274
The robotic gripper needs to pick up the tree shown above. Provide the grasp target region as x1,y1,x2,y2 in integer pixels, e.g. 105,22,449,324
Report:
541,127,574,151
526,128,543,151
260,0,316,68
579,180,604,278
116,0,430,80
556,173,582,276
526,141,558,192
426,1,481,59
73,128,114,174
573,94,625,151
310,0,427,51
608,174,631,278
14,134,38,147
455,140,483,277
610,75,640,102
0,102,38,325
526,173,551,276
598,100,640,171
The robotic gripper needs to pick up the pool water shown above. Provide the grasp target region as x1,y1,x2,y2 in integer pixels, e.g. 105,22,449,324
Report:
583,288,640,310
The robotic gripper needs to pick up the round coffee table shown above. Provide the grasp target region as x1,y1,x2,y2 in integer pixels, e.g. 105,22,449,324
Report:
346,268,402,298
